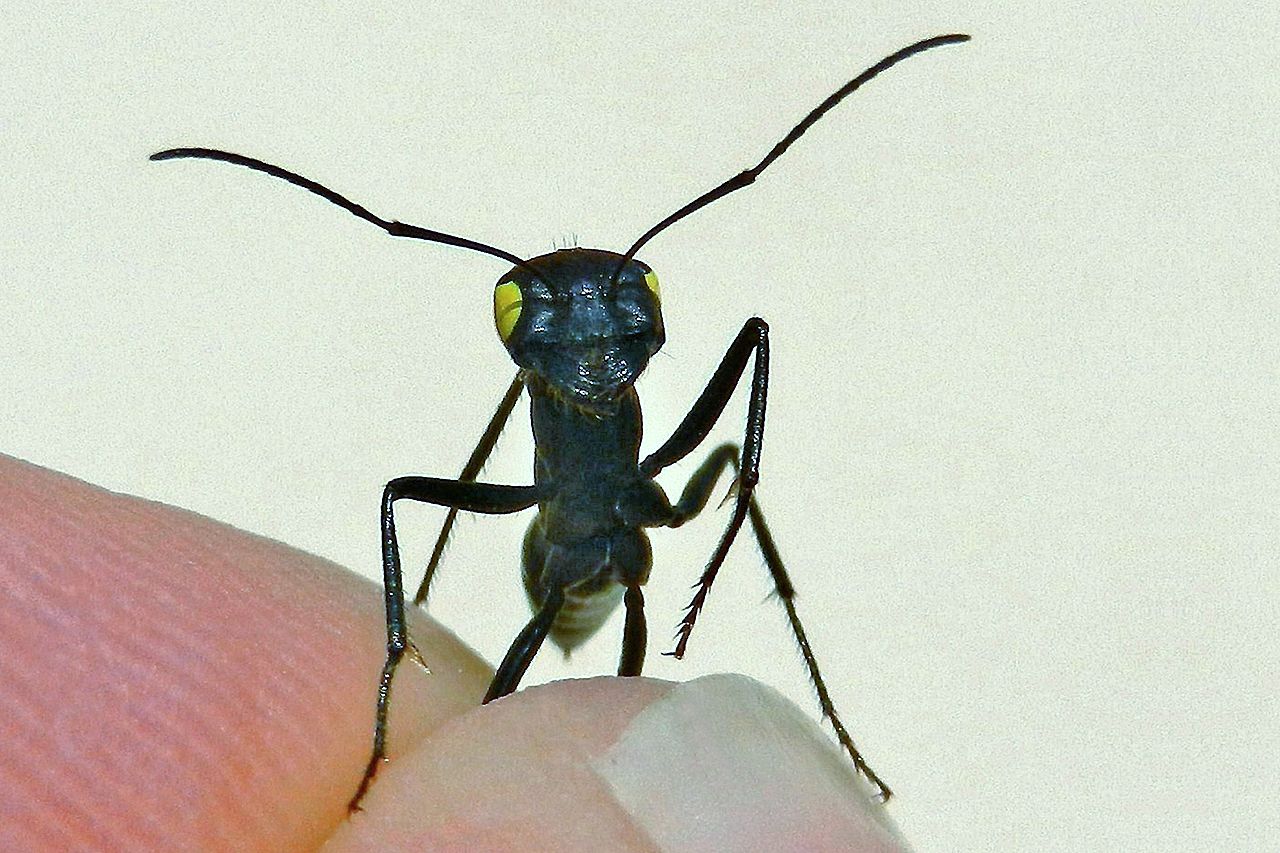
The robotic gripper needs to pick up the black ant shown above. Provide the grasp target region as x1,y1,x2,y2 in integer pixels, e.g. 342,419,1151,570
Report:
151,33,970,810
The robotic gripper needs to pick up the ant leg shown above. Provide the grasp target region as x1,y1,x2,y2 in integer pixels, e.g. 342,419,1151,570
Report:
667,443,740,527
414,371,525,605
618,584,647,677
349,476,538,812
483,587,565,702
744,497,893,802
641,318,769,659
665,441,892,801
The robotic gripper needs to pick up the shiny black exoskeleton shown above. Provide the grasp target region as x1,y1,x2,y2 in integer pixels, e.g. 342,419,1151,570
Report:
502,251,668,654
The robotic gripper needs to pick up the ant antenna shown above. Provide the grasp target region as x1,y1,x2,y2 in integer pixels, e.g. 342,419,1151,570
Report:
150,147,534,272
620,33,970,265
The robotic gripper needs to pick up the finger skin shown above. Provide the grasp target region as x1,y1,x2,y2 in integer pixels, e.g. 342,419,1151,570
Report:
0,455,904,852
0,454,491,851
326,676,907,853
328,677,675,853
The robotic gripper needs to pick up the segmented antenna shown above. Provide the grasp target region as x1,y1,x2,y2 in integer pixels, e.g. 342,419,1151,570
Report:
154,33,968,282
621,33,970,264
150,147,532,271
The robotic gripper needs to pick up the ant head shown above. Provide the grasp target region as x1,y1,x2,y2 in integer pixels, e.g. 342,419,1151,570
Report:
493,248,664,414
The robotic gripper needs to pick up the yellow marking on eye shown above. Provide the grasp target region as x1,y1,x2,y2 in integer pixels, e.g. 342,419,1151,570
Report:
494,281,523,341
643,270,660,303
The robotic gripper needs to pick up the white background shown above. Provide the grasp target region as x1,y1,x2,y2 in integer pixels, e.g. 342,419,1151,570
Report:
3,3,1277,850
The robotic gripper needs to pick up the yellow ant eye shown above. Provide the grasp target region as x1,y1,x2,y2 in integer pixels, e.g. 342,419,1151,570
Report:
643,270,660,304
494,281,523,341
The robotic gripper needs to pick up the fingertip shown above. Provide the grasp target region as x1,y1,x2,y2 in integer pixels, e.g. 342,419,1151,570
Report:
327,675,907,853
327,677,673,852
595,674,908,853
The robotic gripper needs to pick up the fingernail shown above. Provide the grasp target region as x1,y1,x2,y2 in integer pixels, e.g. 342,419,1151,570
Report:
593,674,909,853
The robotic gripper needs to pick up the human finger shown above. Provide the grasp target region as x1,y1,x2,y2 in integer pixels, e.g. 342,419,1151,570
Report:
326,674,908,853
0,454,490,851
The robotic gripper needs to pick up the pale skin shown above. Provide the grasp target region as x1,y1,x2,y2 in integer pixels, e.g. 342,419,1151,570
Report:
0,454,904,852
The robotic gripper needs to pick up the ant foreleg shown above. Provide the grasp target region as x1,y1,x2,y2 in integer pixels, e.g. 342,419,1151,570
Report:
742,494,893,802
350,475,538,812
663,441,892,801
642,318,769,658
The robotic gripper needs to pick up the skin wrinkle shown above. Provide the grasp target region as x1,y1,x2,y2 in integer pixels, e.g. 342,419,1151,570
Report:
58,522,290,840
